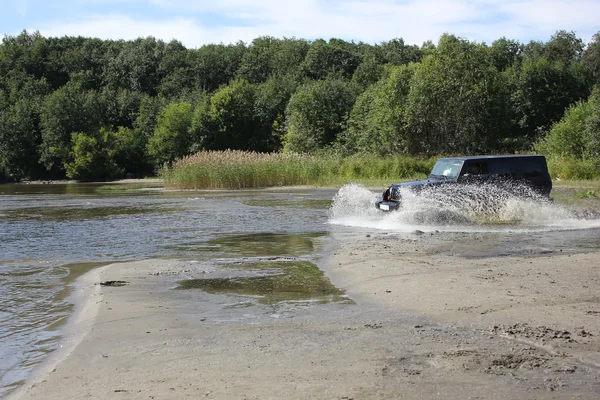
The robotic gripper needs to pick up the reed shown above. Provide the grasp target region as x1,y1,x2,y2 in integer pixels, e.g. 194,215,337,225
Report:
162,150,435,189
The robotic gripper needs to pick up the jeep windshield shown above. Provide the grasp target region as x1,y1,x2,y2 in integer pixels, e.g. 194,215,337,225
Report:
429,160,464,180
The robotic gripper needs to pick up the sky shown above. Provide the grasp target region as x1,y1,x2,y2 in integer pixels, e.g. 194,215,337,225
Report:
1,0,599,48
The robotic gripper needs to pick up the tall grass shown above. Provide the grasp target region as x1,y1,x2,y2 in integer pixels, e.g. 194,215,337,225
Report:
162,150,435,189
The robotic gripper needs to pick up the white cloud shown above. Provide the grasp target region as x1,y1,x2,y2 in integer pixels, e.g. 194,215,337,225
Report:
33,0,600,47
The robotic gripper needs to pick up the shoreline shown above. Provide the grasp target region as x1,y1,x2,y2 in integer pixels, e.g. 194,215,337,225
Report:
10,233,600,399
7,264,111,400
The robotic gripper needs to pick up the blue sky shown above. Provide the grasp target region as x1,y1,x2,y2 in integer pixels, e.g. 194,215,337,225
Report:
2,0,599,47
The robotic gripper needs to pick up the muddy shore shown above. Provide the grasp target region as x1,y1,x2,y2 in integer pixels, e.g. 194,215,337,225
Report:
11,231,600,399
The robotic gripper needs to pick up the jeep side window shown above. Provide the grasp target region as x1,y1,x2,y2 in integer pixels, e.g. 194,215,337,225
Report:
521,159,543,178
462,162,488,175
489,159,516,178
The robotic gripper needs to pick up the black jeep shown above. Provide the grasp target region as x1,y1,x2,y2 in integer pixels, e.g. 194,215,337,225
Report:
376,155,552,211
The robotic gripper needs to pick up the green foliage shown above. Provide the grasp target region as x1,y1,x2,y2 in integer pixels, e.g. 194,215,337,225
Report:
380,38,423,65
134,94,164,140
574,189,599,199
506,54,591,142
537,87,600,159
545,156,600,180
489,37,522,72
1,30,600,181
302,39,361,79
99,88,142,129
188,42,246,92
583,32,600,84
65,129,121,180
103,37,166,95
545,30,585,65
340,64,416,155
0,77,49,179
40,80,101,173
111,126,152,176
254,75,298,151
147,102,194,166
403,34,510,155
283,78,356,152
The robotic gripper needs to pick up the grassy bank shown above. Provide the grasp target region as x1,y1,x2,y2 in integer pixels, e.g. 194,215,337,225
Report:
162,151,600,190
162,151,435,189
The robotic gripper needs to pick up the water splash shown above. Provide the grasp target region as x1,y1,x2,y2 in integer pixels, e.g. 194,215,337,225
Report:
328,183,600,233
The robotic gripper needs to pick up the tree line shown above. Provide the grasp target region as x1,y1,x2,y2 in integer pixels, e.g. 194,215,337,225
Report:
0,30,599,181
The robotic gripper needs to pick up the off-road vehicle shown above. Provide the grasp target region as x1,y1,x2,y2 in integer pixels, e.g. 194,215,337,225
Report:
376,155,552,211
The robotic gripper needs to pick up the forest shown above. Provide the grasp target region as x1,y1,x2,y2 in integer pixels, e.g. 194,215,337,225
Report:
0,30,599,182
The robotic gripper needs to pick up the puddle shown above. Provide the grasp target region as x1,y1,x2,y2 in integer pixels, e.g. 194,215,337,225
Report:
172,233,326,258
177,260,351,305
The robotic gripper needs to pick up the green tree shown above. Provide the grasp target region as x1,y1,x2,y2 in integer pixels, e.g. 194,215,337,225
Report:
254,74,299,151
64,129,121,180
403,34,510,155
583,32,600,84
506,57,591,142
380,38,423,65
237,37,309,84
237,36,281,84
0,77,49,179
147,102,194,166
189,42,246,93
351,55,384,91
111,126,152,177
302,39,361,80
104,37,166,95
537,87,600,158
340,64,416,155
40,80,101,174
99,88,142,129
134,94,164,140
283,77,356,152
489,37,522,72
545,30,584,65
201,79,263,150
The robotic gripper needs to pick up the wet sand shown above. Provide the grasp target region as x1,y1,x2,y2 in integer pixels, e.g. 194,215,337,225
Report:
11,234,600,399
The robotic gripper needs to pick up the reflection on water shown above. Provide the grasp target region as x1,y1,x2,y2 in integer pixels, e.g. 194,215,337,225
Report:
178,260,350,305
0,183,339,397
2,205,178,221
244,198,333,209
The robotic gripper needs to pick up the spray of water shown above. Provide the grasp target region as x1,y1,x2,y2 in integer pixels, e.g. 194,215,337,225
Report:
329,183,600,233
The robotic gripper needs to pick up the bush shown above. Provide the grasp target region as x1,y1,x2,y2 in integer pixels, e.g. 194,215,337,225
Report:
546,156,600,180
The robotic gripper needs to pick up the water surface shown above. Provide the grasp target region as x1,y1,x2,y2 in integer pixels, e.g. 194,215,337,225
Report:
0,183,339,396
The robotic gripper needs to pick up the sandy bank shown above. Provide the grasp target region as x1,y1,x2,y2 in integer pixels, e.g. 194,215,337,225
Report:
12,236,600,399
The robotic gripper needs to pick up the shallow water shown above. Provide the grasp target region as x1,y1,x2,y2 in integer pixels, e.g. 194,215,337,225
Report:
0,184,340,397
178,260,351,305
2,182,600,397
